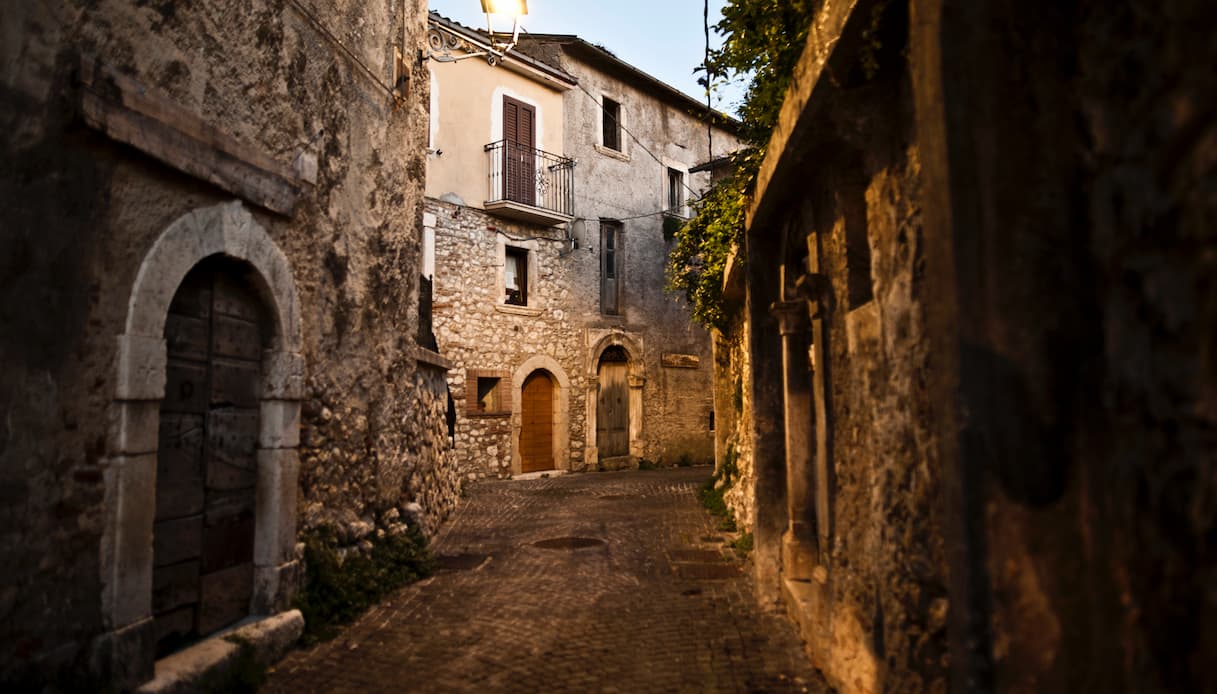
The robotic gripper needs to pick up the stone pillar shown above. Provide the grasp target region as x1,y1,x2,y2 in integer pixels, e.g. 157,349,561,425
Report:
627,373,646,461
771,300,818,582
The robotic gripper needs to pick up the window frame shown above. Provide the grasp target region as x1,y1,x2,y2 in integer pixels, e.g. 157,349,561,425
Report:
600,219,623,315
504,245,530,306
466,369,512,416
601,97,621,152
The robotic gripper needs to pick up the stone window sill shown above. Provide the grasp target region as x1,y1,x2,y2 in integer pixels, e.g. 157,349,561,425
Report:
595,143,630,162
495,304,544,317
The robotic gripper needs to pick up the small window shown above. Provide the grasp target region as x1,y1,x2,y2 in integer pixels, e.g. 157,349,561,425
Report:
667,168,684,213
505,246,529,306
602,97,621,151
600,220,622,315
466,370,510,415
476,377,501,412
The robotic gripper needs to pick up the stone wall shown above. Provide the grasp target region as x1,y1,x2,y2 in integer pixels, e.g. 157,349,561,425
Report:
428,198,587,478
0,0,451,686
731,0,1217,691
738,1,948,691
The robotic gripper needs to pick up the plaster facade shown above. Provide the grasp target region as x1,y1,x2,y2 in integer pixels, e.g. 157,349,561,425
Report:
0,1,452,687
425,16,741,479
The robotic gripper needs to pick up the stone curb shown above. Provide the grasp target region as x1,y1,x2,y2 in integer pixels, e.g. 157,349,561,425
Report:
135,610,304,693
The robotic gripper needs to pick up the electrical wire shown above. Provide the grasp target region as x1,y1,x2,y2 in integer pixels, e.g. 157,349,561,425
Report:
286,0,402,103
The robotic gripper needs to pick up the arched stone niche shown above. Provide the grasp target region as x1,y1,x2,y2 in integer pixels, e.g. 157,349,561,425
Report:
94,201,304,685
510,355,571,476
584,330,646,469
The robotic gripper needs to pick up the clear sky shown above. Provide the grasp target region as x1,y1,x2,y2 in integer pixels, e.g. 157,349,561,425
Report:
427,0,745,116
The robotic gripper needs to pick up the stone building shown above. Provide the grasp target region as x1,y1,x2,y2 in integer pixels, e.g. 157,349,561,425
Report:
718,0,1217,692
0,1,451,687
424,13,740,479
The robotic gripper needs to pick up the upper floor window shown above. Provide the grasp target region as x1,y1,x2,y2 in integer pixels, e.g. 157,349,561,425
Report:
601,220,622,315
505,246,529,306
667,168,684,214
602,97,621,151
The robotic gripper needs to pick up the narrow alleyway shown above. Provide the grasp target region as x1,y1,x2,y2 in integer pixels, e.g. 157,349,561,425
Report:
264,468,828,692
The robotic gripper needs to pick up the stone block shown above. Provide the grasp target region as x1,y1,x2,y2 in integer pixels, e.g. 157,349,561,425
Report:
262,350,305,400
108,400,161,456
90,617,155,690
254,448,299,566
259,399,301,449
252,561,302,615
102,453,157,628
115,335,167,401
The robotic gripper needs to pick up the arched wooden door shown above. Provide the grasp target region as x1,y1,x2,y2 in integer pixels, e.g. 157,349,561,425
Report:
597,346,630,458
520,371,555,473
153,257,267,656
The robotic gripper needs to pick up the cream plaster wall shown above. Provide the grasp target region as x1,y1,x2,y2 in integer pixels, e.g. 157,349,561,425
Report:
426,54,567,208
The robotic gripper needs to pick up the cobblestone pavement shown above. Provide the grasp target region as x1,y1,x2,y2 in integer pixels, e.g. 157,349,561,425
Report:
264,467,830,693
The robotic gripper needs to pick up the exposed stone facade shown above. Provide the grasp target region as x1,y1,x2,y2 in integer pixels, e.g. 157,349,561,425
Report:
723,0,1217,692
0,0,452,687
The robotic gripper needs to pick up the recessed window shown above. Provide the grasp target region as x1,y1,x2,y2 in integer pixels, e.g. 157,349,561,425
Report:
667,168,684,213
602,97,621,151
476,377,501,412
505,246,529,306
466,370,511,415
601,220,622,315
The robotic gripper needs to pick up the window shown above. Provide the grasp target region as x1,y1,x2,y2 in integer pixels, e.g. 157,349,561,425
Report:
466,370,510,415
602,97,621,151
600,220,622,315
667,168,684,214
504,246,529,306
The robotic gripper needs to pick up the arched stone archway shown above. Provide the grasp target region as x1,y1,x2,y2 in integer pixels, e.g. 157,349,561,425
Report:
510,355,570,476
585,330,646,469
96,201,304,684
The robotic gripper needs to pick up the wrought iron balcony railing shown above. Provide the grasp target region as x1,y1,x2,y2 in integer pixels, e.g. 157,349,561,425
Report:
484,140,575,221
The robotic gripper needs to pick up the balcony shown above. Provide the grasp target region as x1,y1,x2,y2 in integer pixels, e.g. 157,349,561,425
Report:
484,140,575,226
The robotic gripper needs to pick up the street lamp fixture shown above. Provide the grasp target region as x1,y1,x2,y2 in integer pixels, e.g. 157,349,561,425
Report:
481,0,527,56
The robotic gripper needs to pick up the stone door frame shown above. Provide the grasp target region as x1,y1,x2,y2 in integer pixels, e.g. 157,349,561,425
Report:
94,201,304,686
584,330,645,469
510,355,570,476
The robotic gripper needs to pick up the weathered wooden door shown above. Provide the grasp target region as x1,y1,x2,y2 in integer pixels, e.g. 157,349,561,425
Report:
520,371,554,473
503,95,536,206
153,258,265,656
597,351,629,458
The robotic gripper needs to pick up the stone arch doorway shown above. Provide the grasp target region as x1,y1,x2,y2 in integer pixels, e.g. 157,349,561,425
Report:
510,355,571,476
596,346,630,461
584,331,645,470
153,256,269,655
98,202,304,686
520,370,556,473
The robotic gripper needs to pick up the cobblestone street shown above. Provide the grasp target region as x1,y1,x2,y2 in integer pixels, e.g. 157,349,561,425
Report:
264,467,828,692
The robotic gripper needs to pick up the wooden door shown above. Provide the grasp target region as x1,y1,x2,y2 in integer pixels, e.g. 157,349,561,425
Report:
503,95,536,206
153,258,264,656
597,359,629,458
520,371,554,473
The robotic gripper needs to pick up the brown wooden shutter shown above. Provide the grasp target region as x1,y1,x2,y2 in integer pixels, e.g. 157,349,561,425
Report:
503,96,536,206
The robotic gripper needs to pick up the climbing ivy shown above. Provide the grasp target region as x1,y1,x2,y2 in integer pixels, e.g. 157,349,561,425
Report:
667,0,818,329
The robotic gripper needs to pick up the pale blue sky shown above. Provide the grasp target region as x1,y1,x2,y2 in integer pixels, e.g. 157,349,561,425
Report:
428,0,745,115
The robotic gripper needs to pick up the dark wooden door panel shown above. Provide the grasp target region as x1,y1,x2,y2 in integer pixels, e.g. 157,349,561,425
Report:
198,563,254,634
205,410,258,490
164,360,209,413
155,257,263,656
597,362,629,457
153,515,203,568
210,358,260,408
152,559,201,615
156,414,205,522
